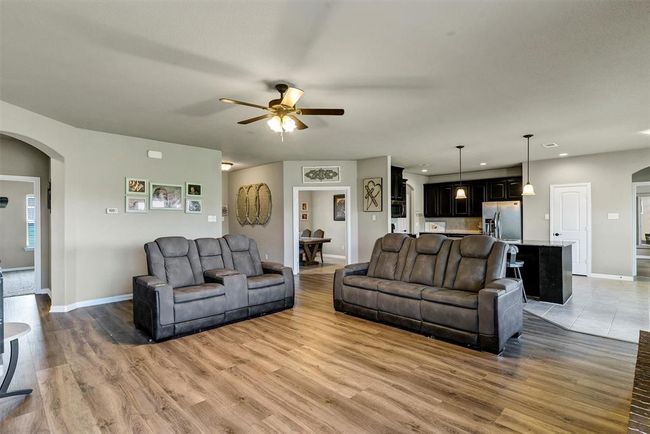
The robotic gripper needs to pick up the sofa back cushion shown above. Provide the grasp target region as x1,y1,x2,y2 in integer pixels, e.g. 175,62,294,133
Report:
195,238,226,270
401,235,451,287
442,235,508,292
220,234,264,277
144,237,203,288
367,233,411,281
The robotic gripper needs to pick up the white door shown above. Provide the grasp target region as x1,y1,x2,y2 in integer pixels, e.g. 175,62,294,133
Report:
550,184,590,275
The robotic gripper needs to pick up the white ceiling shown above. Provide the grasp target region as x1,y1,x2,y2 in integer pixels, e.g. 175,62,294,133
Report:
1,1,648,174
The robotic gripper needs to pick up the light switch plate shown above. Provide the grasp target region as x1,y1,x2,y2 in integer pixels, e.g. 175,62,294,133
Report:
372,215,376,221
147,150,163,159
207,215,217,222
106,208,119,214
607,213,619,220
544,213,549,220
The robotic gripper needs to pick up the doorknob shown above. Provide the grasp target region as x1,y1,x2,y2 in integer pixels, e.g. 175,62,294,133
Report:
554,233,561,236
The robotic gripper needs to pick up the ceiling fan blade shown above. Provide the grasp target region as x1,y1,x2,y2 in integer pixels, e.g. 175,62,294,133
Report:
237,114,272,125
280,87,304,107
219,98,269,110
298,108,344,116
289,115,308,130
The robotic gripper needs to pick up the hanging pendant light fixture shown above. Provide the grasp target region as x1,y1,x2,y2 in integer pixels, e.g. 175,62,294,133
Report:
455,145,467,200
522,134,536,196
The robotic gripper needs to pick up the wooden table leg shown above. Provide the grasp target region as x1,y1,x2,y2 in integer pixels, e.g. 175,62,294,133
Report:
304,244,318,266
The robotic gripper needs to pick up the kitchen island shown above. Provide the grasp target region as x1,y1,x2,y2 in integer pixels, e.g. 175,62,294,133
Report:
510,240,574,304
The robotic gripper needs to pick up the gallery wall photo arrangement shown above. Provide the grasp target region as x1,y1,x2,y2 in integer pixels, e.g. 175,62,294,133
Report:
300,212,309,221
186,199,202,214
333,194,346,221
150,182,183,210
125,196,147,213
363,177,383,212
302,166,341,183
125,177,147,195
186,182,202,197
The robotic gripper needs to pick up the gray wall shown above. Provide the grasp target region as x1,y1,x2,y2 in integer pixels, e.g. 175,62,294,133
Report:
222,170,229,234
282,160,359,267
311,190,347,257
523,148,650,276
357,156,391,261
227,162,284,262
0,134,50,288
0,181,35,268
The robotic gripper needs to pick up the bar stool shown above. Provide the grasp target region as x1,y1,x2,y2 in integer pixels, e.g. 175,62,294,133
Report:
507,245,527,303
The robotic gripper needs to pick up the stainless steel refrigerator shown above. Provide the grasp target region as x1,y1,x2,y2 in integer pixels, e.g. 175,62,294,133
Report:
482,201,522,241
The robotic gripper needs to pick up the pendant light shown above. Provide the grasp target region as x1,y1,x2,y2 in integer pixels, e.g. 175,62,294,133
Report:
455,145,467,200
522,134,536,196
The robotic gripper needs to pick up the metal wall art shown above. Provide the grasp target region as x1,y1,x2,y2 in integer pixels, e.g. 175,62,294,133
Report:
363,177,383,212
236,183,272,226
302,166,341,183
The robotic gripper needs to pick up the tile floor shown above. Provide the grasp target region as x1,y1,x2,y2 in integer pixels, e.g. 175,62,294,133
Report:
524,275,650,343
1,269,36,297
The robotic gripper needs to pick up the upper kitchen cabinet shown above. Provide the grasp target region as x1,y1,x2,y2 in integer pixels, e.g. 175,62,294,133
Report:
506,178,523,199
391,166,405,202
469,183,486,217
487,179,507,201
437,185,454,217
424,184,437,217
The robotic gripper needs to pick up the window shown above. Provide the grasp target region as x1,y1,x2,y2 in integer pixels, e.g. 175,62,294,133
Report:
26,194,36,250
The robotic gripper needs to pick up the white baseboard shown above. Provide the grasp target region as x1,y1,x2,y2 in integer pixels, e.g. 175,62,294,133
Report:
323,253,346,260
589,273,634,282
1,266,35,272
50,293,132,313
36,287,51,297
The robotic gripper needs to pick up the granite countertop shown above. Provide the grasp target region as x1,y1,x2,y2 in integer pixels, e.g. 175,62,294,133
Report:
419,230,483,236
508,240,575,247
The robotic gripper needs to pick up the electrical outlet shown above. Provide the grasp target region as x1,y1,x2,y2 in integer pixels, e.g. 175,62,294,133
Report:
544,213,549,220
106,208,119,214
207,215,217,222
607,213,619,220
372,215,376,221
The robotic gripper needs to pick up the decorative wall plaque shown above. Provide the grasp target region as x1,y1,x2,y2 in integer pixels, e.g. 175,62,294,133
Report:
302,166,341,183
236,183,272,226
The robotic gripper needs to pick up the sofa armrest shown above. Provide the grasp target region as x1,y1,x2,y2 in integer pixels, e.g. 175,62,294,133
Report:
261,261,294,300
478,278,523,353
204,268,240,282
132,275,174,328
343,262,370,276
333,262,370,309
204,268,248,311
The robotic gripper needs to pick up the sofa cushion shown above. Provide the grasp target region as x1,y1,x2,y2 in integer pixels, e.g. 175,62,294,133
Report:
382,233,410,252
378,293,422,319
221,235,264,277
342,286,378,309
195,238,225,270
415,234,446,254
459,235,495,258
165,256,196,289
367,234,411,281
401,235,450,288
156,237,191,257
422,288,478,309
342,275,385,291
249,285,285,306
377,280,426,300
421,301,478,333
174,295,226,323
247,274,285,289
454,257,488,292
174,283,225,303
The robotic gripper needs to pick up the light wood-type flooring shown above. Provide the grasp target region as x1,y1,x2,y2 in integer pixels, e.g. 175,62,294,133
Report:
0,274,638,433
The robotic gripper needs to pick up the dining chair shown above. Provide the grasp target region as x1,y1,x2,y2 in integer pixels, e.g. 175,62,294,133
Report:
301,229,311,238
313,229,325,264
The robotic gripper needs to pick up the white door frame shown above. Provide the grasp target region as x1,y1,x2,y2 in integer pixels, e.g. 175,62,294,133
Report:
632,181,650,277
0,174,41,292
549,182,592,276
292,186,352,274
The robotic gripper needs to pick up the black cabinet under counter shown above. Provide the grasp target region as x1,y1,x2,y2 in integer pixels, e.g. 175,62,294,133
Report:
510,241,573,304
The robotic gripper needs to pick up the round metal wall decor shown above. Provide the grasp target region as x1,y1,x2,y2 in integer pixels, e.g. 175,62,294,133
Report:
236,183,272,226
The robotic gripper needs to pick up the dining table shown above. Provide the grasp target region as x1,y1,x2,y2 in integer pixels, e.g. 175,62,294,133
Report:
299,237,331,265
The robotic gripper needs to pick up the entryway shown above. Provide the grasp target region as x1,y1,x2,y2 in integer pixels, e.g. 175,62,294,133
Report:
293,186,351,274
550,183,591,275
0,175,41,297
634,181,650,281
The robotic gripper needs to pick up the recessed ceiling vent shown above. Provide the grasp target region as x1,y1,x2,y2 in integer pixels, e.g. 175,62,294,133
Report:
542,143,559,148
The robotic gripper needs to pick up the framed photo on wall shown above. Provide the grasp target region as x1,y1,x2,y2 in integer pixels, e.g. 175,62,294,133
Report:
125,196,147,213
125,177,147,195
300,212,309,221
186,182,202,197
186,198,203,214
333,194,346,221
150,183,183,210
301,202,308,212
363,177,383,212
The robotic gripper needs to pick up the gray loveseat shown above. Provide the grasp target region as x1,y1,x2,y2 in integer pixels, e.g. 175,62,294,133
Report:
334,233,523,353
133,234,294,341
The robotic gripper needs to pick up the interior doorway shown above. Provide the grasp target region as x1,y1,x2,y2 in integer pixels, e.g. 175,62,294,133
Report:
549,183,592,276
293,186,352,274
633,181,650,280
0,175,41,296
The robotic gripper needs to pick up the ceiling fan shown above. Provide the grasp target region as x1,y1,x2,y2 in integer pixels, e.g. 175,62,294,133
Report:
220,83,344,137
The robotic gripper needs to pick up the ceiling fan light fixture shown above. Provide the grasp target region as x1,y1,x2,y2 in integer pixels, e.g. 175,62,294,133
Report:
267,115,283,133
282,116,296,132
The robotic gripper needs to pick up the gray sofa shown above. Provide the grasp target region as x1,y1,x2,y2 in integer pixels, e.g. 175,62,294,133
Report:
133,234,294,341
334,233,523,353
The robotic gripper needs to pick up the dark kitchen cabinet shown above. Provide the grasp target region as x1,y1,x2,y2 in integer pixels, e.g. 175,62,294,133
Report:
437,185,453,217
487,180,507,201
424,184,437,217
506,178,523,200
469,183,486,217
391,166,405,201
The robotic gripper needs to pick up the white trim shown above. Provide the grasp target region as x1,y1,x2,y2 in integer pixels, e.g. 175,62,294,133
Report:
632,181,650,277
1,266,35,272
36,287,51,297
549,182,592,276
50,293,132,313
322,253,346,260
589,273,634,282
0,174,41,294
292,185,352,274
